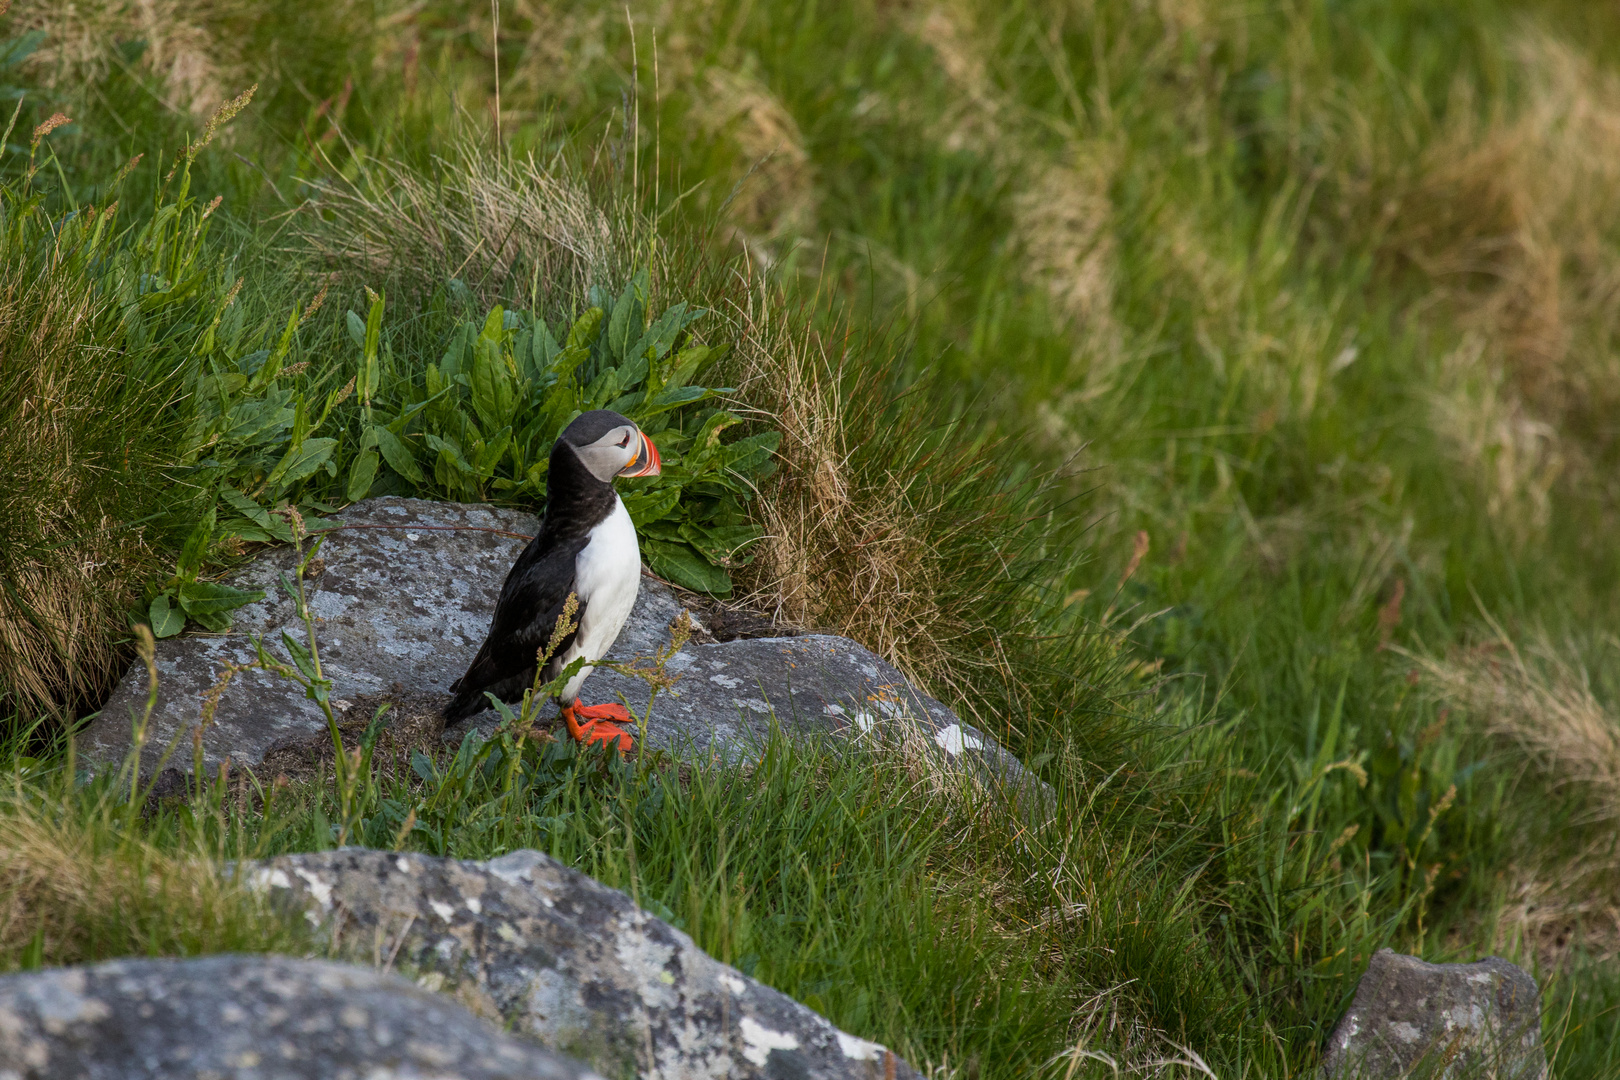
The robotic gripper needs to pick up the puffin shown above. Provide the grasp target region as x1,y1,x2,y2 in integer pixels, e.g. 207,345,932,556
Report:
443,409,661,752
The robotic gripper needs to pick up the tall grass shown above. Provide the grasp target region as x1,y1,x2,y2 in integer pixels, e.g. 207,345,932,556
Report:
0,122,210,720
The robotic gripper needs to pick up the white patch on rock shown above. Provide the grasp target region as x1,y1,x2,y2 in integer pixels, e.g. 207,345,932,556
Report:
249,868,292,892
30,970,111,1032
395,857,412,874
486,849,545,884
708,673,742,689
1390,1021,1423,1044
734,698,772,715
720,974,747,995
429,900,456,922
837,1032,886,1061
406,533,420,541
292,868,333,910
740,1017,800,1066
853,710,877,734
933,724,983,757
416,972,445,993
465,897,482,915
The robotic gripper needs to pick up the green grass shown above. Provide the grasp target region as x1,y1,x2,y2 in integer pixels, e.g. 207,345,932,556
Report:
5,0,1620,1075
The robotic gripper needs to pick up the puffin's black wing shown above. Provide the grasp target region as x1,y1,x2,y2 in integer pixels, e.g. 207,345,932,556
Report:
443,533,590,722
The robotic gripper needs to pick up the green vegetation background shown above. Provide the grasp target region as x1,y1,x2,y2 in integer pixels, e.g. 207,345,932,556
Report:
3,0,1620,1075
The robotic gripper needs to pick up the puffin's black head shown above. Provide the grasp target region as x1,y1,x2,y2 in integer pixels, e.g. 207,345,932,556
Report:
558,410,661,483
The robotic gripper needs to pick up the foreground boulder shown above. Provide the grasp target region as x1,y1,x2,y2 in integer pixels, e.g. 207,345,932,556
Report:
83,497,1038,803
246,847,915,1080
1321,949,1545,1079
0,954,600,1080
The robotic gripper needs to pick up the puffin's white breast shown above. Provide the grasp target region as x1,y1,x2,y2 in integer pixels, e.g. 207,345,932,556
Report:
558,495,641,702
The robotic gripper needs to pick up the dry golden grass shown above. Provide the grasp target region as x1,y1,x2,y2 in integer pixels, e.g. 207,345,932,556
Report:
299,145,645,310
1365,31,1620,522
1412,632,1620,826
9,0,373,118
1409,630,1620,963
688,65,821,247
0,234,164,720
0,784,296,970
722,287,1045,725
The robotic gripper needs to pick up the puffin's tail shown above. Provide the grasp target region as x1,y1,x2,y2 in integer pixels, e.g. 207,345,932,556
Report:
442,683,486,724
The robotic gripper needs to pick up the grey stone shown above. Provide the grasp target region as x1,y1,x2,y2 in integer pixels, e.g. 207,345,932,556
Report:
244,847,916,1080
0,953,601,1080
84,498,537,778
1321,949,1545,1079
83,497,1041,806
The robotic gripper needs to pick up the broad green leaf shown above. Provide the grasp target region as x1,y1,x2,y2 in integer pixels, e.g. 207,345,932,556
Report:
470,314,518,432
364,293,385,362
149,593,185,638
605,269,648,364
236,349,270,377
680,521,764,567
622,485,682,528
411,750,438,784
265,437,338,492
663,344,717,395
719,430,783,476
584,365,621,411
375,427,424,484
178,580,266,615
529,317,561,372
546,344,591,383
472,428,512,476
248,307,299,392
347,447,380,502
642,539,733,597
346,309,367,348
220,487,271,528
565,308,604,350
177,505,216,581
0,30,48,69
219,395,295,448
280,630,317,681
440,323,473,380
639,385,716,418
631,302,695,376
481,305,506,345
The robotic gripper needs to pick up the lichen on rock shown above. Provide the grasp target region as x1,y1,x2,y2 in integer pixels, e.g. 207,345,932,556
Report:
245,846,919,1080
0,953,602,1080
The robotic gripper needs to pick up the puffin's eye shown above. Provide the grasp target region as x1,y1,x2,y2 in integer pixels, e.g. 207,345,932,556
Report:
618,434,631,448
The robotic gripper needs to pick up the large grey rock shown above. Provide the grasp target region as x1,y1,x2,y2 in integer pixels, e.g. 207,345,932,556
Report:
0,953,601,1080
245,847,915,1080
83,497,1039,805
1321,949,1545,1079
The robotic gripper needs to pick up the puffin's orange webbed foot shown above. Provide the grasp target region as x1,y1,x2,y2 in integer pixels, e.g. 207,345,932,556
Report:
561,703,635,754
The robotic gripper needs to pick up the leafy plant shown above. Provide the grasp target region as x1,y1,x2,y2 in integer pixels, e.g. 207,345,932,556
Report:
169,267,778,641
349,267,781,595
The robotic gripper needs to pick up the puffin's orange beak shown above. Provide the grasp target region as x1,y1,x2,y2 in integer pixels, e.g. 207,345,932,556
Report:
621,431,661,477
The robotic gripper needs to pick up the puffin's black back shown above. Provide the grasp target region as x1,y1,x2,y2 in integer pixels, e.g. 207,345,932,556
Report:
443,435,620,721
